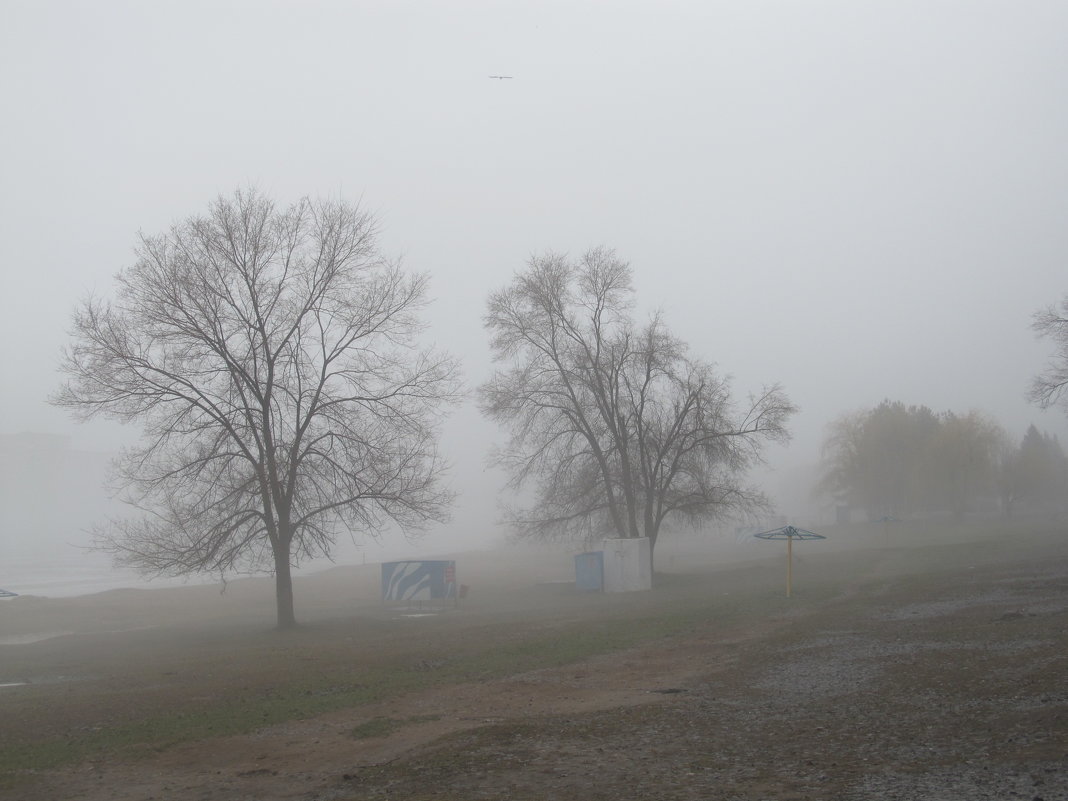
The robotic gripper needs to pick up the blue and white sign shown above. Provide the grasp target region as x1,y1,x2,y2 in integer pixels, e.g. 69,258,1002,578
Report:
381,560,457,601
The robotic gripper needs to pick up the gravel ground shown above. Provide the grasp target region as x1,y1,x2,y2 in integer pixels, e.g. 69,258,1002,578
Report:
339,552,1068,800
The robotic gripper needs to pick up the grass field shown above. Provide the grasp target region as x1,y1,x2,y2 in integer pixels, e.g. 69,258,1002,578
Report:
2,519,1065,800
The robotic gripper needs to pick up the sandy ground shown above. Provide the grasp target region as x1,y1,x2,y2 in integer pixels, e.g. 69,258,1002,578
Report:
1,522,1066,800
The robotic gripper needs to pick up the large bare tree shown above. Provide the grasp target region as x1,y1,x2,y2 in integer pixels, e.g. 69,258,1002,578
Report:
53,189,460,627
479,248,795,570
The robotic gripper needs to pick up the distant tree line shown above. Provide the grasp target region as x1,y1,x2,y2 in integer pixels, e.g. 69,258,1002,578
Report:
816,401,1067,521
999,424,1068,518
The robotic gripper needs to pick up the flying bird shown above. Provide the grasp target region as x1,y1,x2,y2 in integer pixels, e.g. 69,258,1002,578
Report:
488,75,513,80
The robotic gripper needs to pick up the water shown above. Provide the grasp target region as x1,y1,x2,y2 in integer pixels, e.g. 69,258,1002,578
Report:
1,540,395,599
1,549,205,598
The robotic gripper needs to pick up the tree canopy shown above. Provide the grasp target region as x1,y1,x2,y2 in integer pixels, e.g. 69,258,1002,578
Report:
999,424,1068,518
53,189,460,627
816,401,1004,520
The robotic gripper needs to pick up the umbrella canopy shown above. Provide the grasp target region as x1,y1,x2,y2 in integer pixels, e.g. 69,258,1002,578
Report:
753,525,826,597
753,525,826,541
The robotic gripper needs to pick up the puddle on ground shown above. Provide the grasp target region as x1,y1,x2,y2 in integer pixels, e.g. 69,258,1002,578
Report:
0,631,73,645
0,675,85,689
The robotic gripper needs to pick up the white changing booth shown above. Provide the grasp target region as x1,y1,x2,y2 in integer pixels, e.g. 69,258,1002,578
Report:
601,537,652,592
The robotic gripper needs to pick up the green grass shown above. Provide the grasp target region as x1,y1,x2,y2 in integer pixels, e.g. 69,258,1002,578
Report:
15,516,1039,788
350,714,442,740
0,587,753,784
1,673,405,778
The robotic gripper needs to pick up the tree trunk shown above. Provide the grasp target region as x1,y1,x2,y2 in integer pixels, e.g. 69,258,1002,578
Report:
645,523,658,587
274,545,297,629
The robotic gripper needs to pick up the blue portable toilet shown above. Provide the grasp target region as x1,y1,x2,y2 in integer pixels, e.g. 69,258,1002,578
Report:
574,551,604,591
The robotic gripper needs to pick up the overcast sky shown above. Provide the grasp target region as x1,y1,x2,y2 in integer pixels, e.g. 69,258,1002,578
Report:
3,1,1067,551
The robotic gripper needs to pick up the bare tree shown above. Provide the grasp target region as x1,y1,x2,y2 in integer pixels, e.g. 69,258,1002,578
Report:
53,189,460,628
1031,297,1068,411
479,248,794,570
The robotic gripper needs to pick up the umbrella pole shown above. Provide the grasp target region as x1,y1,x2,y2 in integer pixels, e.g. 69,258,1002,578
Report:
787,535,793,597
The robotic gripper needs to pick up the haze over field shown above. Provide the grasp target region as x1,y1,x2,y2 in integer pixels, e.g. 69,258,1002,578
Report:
2,2,1068,572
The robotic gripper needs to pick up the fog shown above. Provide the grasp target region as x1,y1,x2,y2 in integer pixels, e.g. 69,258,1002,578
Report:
3,2,1068,583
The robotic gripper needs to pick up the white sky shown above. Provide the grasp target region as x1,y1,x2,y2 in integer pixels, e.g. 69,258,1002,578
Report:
3,1,1067,551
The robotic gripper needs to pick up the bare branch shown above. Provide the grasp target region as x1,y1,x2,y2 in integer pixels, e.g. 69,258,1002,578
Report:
479,249,795,564
1030,299,1068,410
